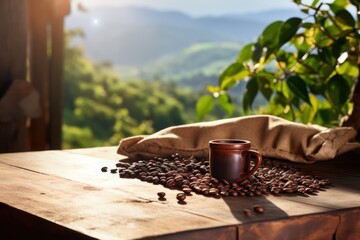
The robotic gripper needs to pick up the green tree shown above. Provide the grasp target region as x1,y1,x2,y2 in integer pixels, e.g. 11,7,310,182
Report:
197,0,360,134
63,29,203,148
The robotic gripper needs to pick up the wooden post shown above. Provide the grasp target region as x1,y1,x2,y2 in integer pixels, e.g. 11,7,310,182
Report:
28,0,49,151
28,0,70,150
48,0,70,149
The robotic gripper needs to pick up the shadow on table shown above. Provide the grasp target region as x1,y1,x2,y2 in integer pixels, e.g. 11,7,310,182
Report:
287,149,360,193
222,195,288,223
223,150,360,223
220,149,360,239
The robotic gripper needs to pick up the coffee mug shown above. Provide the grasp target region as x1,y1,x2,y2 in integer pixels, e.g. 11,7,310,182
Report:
209,139,262,183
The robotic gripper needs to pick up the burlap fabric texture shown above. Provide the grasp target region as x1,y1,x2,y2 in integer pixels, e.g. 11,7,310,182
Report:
117,115,360,163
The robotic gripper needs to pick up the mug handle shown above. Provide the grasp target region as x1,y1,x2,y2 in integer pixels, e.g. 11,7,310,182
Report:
241,150,262,180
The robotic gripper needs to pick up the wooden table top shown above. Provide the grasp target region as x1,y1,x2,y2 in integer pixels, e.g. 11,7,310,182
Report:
0,146,359,240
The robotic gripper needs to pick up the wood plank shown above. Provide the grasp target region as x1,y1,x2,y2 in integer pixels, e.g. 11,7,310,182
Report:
65,146,122,161
0,163,234,240
335,208,360,239
0,203,94,240
237,213,339,240
143,226,236,240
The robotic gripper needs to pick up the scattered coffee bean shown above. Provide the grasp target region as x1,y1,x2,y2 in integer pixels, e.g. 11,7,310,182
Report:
157,192,166,198
243,208,252,216
101,166,108,172
182,187,192,195
107,154,331,203
176,192,186,202
253,205,265,214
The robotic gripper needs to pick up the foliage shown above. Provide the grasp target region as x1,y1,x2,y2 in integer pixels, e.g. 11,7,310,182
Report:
63,29,202,148
197,0,360,127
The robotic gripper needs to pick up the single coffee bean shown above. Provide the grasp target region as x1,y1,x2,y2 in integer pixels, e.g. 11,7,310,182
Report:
202,188,210,195
153,176,160,184
229,189,238,197
174,174,183,182
146,176,153,182
166,179,175,188
157,192,166,198
243,208,252,216
253,205,265,214
182,187,192,195
283,188,295,193
116,162,131,168
101,166,108,172
110,168,117,174
176,192,186,202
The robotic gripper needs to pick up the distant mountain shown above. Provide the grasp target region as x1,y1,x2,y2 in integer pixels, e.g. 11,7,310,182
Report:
65,6,304,67
224,9,305,23
137,42,241,81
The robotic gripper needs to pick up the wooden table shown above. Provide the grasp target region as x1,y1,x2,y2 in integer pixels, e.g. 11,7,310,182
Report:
1,146,359,239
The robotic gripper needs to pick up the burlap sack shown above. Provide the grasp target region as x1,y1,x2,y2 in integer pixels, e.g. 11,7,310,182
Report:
117,115,360,163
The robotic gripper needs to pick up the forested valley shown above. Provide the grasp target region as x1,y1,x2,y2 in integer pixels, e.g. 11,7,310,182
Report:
62,30,243,148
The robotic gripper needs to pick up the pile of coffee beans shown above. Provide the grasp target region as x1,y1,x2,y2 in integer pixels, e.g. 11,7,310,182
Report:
103,153,330,199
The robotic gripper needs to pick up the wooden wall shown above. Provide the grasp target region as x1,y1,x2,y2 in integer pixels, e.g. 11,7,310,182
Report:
0,0,70,153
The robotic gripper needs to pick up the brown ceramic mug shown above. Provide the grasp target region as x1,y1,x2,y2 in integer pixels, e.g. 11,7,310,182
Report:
209,139,262,183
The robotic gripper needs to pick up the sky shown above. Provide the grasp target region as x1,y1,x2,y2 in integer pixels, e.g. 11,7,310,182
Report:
72,0,300,16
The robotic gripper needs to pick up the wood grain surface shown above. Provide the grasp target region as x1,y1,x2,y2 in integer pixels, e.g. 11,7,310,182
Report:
1,147,359,239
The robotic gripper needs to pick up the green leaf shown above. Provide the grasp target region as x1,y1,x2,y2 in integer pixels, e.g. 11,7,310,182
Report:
276,50,297,68
237,43,253,63
256,73,274,100
331,37,347,58
196,95,214,121
314,107,338,127
351,0,360,4
259,21,283,51
295,55,320,74
329,0,350,13
325,74,351,111
266,92,288,115
300,94,318,123
278,18,302,47
279,80,292,100
302,22,313,29
286,75,312,105
318,47,336,65
337,61,359,78
252,42,263,63
218,93,234,116
294,35,311,60
323,20,341,38
219,63,250,90
311,0,320,7
206,85,219,93
243,77,259,112
335,9,355,27
318,63,334,79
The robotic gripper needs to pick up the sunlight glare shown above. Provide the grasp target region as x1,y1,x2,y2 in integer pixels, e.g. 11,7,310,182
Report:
92,18,99,26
